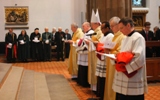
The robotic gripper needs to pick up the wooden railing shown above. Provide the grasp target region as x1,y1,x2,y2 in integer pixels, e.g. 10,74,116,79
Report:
146,41,160,82
146,41,160,47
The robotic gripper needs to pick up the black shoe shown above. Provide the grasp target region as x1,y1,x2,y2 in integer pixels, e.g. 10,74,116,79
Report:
24,59,28,63
92,90,97,95
71,78,77,81
82,84,90,88
12,59,16,63
33,59,37,61
7,60,11,63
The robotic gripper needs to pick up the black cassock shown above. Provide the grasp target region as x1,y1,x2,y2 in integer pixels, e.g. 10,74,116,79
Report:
5,32,17,62
65,33,71,58
55,31,65,61
17,34,30,61
30,32,43,61
42,32,52,61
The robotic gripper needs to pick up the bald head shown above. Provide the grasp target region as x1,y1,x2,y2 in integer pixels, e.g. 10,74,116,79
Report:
82,22,91,33
44,27,49,32
83,22,90,26
58,27,62,32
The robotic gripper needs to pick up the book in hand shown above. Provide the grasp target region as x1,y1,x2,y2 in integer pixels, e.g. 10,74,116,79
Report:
95,51,116,60
7,43,12,48
33,39,40,43
19,40,25,44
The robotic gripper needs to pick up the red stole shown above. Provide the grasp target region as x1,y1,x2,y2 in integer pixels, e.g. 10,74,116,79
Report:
5,44,17,58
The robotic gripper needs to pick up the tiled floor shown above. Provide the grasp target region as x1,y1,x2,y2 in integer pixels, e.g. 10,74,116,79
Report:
145,83,160,100
1,57,160,100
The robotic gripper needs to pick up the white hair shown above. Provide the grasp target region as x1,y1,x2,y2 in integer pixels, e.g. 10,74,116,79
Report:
109,16,120,24
71,22,78,28
52,27,56,30
83,22,90,27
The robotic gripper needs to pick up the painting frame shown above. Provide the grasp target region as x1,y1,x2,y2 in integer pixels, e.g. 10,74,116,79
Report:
5,27,29,30
132,8,148,32
4,6,29,25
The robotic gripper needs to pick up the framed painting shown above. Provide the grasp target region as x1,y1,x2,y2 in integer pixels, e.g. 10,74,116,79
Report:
5,6,29,25
132,13,146,32
132,15,143,27
132,8,148,32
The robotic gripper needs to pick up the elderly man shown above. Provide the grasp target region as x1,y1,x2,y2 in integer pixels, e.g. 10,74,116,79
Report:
42,27,52,61
5,28,17,63
76,22,94,87
68,23,84,80
64,29,71,58
55,27,65,61
104,16,125,100
113,17,148,100
51,27,57,46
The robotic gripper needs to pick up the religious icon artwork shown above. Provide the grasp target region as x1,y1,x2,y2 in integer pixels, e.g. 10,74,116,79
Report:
132,15,143,27
132,14,145,31
5,6,29,25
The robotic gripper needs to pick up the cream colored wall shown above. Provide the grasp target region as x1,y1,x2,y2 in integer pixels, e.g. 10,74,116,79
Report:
0,0,86,41
146,0,160,31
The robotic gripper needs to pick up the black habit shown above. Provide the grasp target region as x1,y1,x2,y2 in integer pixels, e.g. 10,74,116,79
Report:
65,33,71,58
30,32,43,61
5,32,17,62
55,31,65,61
17,33,30,61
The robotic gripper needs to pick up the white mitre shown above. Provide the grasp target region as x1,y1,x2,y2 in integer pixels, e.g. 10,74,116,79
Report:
90,9,101,24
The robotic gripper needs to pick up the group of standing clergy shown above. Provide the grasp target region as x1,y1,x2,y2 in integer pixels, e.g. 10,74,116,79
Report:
67,9,147,100
5,27,71,63
5,9,148,100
